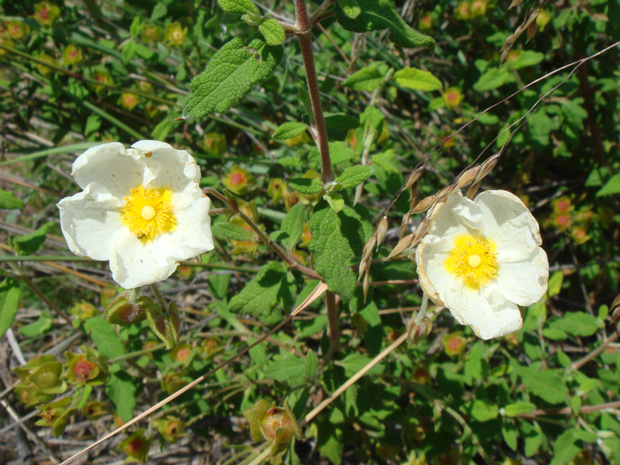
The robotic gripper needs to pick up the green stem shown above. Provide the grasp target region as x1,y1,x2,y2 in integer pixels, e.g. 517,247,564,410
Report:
294,0,334,183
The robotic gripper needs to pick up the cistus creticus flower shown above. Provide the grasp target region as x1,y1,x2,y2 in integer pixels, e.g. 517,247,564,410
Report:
57,141,214,289
416,190,549,340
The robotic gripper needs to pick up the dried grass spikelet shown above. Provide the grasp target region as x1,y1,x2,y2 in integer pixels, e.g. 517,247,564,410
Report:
411,194,437,214
363,271,371,301
406,166,424,189
376,216,388,249
477,153,501,182
400,212,411,238
435,184,457,203
411,216,430,248
387,233,414,259
456,166,481,189
358,259,368,281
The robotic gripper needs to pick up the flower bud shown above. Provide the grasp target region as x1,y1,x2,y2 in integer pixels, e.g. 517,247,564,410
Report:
14,383,54,408
70,300,98,328
33,2,61,27
64,346,109,386
62,45,82,66
222,165,254,195
164,22,187,47
441,332,467,357
201,337,222,359
141,23,162,44
244,399,302,456
36,397,77,436
146,301,180,350
6,20,30,41
104,290,153,326
442,87,464,110
155,416,187,444
14,355,67,395
119,92,139,111
408,318,433,345
118,429,151,463
203,133,227,156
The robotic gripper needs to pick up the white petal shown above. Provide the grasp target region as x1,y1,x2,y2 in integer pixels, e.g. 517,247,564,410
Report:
427,190,484,237
169,196,214,254
72,143,144,197
494,247,549,306
109,231,180,289
129,140,201,192
476,190,542,261
442,286,523,340
57,183,122,261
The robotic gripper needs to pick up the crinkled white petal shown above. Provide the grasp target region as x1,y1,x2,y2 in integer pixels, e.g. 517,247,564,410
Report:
427,190,484,237
109,231,180,289
170,196,214,254
494,248,549,306
129,140,201,192
72,143,144,197
442,286,523,340
57,182,122,261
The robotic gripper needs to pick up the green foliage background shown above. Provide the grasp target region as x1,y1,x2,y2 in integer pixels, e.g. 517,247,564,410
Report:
1,0,619,464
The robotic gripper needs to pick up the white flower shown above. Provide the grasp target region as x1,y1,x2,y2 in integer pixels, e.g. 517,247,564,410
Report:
415,190,548,340
58,140,214,289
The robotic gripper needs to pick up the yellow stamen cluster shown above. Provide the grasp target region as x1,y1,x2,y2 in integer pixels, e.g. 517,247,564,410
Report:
444,234,498,289
121,186,175,241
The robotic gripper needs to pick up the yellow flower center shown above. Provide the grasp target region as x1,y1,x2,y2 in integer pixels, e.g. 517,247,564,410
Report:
121,186,176,241
445,234,498,289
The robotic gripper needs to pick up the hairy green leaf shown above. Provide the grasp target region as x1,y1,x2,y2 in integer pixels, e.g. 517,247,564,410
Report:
337,0,361,19
324,113,360,130
229,262,286,316
0,278,21,338
394,67,442,91
287,177,323,195
309,201,364,301
467,400,499,422
272,122,308,140
259,18,285,45
264,355,305,383
504,401,536,417
474,67,512,92
213,222,257,241
519,366,568,404
0,189,24,210
335,0,435,50
597,173,620,197
343,65,387,91
281,203,307,250
217,0,258,14
12,223,50,256
83,316,126,359
183,37,282,119
335,165,373,190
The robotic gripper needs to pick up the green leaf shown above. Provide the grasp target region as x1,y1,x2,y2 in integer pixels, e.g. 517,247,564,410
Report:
335,0,434,50
259,18,285,46
394,67,442,91
518,366,569,404
0,190,24,210
281,203,307,250
151,3,168,19
0,278,21,338
339,353,383,376
309,141,358,167
324,113,360,130
287,177,323,195
334,165,373,190
468,400,499,422
546,311,604,337
106,371,138,422
19,310,54,338
83,316,126,359
263,355,305,383
213,222,257,242
304,350,318,384
547,270,563,297
121,40,136,64
597,173,620,197
229,262,287,316
337,0,361,19
12,224,50,256
504,401,536,417
474,67,511,92
272,122,308,140
510,50,544,69
502,421,518,450
549,429,581,465
309,201,364,301
217,0,258,14
183,37,283,119
343,65,387,91
151,118,175,141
